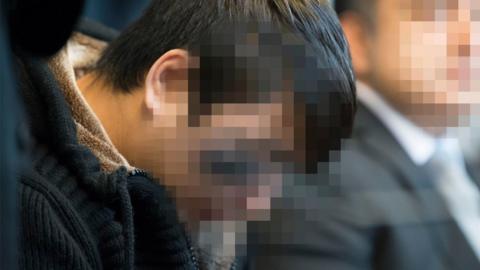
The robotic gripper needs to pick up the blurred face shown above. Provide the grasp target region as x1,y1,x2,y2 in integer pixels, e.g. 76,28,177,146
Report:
367,0,480,127
138,89,295,222
132,26,321,222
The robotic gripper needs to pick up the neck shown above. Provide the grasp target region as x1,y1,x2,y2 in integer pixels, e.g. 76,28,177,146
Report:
361,80,454,136
195,220,245,267
392,101,459,137
76,73,144,158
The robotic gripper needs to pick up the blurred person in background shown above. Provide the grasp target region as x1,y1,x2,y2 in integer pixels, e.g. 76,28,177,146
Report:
249,0,480,269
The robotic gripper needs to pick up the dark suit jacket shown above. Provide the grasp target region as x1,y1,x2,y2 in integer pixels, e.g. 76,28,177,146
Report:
246,104,480,270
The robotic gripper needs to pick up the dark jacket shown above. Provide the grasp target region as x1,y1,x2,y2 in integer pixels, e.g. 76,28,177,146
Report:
16,21,199,270
247,104,480,270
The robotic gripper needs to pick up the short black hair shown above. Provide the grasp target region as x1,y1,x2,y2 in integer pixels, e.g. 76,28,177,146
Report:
96,0,356,172
97,0,354,92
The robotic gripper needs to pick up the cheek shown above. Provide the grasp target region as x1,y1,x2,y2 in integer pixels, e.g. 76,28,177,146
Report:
401,23,447,71
375,22,456,97
132,124,198,188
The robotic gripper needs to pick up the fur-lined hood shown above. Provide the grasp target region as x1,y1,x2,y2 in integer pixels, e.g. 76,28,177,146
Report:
47,32,132,173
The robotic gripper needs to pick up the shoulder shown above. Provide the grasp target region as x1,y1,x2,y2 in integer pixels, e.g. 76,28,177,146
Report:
336,137,400,191
335,101,409,191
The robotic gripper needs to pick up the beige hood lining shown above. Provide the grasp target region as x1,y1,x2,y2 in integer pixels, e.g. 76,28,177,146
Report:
47,32,132,173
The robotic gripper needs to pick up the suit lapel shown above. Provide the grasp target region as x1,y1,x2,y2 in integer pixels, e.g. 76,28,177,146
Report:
353,105,433,191
354,104,480,269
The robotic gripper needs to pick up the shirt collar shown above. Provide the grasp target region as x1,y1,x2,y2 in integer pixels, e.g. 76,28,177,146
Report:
356,82,436,166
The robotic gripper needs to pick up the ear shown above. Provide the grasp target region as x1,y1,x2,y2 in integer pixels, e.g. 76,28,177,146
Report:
339,12,372,80
144,49,190,113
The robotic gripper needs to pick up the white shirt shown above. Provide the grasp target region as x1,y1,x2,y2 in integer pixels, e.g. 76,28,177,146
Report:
357,82,480,260
356,82,436,166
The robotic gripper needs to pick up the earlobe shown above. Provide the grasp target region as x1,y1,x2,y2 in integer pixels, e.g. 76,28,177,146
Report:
144,49,190,113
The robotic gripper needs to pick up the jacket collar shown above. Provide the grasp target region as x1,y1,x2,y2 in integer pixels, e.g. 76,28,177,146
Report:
47,32,132,173
357,82,436,166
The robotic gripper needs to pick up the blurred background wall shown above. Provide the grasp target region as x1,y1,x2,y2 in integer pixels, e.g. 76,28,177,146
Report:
83,0,150,29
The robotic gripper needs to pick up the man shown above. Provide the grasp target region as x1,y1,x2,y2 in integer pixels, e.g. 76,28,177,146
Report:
17,0,355,269
250,0,480,269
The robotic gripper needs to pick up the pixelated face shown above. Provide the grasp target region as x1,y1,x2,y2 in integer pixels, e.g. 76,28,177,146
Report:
370,0,480,121
134,24,329,221
149,96,293,222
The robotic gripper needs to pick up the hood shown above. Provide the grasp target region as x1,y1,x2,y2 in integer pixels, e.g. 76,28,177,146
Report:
47,32,132,173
